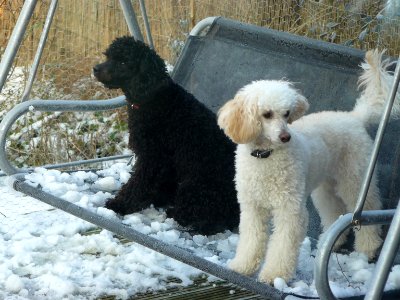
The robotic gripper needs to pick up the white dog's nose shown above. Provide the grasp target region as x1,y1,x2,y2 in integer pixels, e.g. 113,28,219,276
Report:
279,132,291,143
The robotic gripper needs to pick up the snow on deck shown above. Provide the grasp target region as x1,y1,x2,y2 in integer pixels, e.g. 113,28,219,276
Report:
1,163,400,299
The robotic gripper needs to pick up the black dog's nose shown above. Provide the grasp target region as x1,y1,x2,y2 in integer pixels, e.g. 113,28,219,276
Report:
279,132,291,143
93,65,100,75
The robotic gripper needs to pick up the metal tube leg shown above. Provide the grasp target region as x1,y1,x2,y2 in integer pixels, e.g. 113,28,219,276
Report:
314,214,353,300
118,0,144,41
314,211,395,300
0,97,126,175
139,0,154,48
21,0,59,102
365,200,400,300
0,0,38,92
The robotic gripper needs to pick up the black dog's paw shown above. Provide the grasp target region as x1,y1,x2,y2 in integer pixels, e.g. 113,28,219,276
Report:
191,221,228,236
104,197,126,214
104,196,151,215
166,209,227,236
165,207,176,219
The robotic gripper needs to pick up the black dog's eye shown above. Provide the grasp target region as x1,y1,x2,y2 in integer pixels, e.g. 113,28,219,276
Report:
120,62,125,65
263,111,273,119
284,110,290,118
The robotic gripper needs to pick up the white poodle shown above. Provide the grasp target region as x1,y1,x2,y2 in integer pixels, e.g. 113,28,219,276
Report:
217,50,398,283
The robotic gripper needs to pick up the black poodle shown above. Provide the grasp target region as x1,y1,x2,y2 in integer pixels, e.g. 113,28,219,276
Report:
93,36,239,235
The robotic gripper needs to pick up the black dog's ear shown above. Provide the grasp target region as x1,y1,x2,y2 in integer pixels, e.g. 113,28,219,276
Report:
138,48,168,76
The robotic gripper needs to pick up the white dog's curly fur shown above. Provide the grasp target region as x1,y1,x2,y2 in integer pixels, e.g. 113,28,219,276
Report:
218,49,398,283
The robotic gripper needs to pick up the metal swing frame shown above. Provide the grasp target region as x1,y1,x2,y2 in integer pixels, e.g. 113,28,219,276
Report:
1,1,400,299
0,2,287,299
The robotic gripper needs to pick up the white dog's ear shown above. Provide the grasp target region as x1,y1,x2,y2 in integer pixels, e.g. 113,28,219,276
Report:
288,94,309,123
218,94,261,144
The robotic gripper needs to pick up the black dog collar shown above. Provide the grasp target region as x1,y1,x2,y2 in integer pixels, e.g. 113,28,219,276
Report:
131,103,140,110
251,149,273,159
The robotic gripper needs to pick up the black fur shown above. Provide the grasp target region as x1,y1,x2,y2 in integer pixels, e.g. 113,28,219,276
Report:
93,37,239,234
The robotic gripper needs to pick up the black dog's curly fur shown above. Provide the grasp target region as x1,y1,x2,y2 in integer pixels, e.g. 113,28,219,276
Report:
93,37,239,234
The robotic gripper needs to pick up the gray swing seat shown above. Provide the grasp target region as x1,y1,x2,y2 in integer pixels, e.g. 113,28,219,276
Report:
173,16,400,242
1,15,399,300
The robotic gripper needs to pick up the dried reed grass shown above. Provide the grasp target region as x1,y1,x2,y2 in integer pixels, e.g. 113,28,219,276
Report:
0,0,399,167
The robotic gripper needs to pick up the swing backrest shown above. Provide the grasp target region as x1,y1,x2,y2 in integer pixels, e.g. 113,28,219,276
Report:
172,17,399,240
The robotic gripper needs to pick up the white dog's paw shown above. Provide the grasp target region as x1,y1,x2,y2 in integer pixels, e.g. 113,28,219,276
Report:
355,227,383,260
258,263,293,284
228,257,259,275
356,235,382,260
258,269,291,284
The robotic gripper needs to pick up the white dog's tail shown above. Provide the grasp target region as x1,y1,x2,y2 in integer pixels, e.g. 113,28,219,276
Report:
351,49,400,125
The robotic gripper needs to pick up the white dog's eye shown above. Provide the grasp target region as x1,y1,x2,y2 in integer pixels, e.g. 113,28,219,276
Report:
284,110,290,118
263,111,273,119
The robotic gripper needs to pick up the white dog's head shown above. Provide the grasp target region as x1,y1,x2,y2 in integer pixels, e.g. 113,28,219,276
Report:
218,80,309,146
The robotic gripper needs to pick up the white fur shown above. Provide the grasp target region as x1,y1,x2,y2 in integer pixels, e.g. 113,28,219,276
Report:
218,49,399,283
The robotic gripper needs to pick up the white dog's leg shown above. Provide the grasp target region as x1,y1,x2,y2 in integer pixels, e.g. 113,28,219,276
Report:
353,177,382,259
258,203,308,283
229,203,269,275
337,171,382,259
311,181,349,249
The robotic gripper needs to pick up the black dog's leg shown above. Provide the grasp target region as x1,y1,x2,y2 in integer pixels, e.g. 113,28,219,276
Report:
105,157,177,215
168,179,239,235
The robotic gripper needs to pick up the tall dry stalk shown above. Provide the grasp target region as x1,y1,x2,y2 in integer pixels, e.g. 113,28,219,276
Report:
1,0,399,167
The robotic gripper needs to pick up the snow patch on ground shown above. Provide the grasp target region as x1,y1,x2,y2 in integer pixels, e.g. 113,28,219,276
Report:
0,163,400,299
